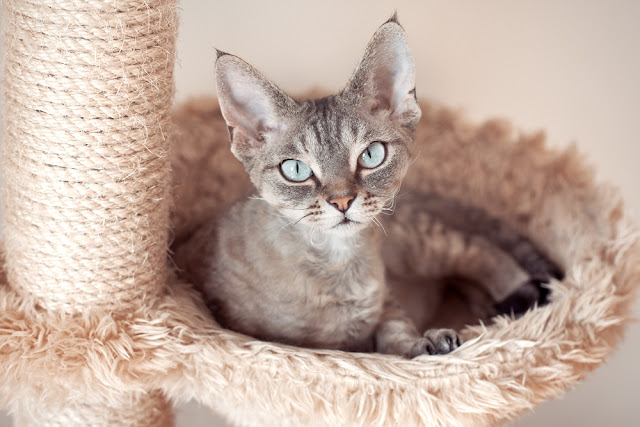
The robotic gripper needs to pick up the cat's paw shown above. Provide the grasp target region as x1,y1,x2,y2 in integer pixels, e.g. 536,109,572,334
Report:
409,328,460,358
495,280,545,316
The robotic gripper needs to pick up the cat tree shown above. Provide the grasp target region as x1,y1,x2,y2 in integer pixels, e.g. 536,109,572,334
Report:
1,0,639,426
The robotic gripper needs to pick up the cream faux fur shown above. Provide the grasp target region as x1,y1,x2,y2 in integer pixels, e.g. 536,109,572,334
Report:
1,96,639,426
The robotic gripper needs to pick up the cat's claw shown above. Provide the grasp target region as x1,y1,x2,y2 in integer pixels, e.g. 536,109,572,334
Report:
409,328,460,358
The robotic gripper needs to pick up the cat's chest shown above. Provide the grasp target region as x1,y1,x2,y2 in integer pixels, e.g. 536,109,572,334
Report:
289,254,385,349
282,233,384,300
216,205,386,349
299,255,382,301
258,234,386,344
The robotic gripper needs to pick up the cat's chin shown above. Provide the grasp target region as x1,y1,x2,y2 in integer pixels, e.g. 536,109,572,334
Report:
324,218,367,237
298,222,366,241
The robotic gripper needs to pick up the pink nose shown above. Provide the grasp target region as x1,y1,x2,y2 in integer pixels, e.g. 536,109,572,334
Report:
327,194,355,213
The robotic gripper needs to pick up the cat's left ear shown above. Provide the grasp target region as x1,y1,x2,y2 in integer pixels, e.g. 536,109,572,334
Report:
343,14,421,128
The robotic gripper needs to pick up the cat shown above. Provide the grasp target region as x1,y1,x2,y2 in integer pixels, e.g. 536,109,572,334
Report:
175,15,561,358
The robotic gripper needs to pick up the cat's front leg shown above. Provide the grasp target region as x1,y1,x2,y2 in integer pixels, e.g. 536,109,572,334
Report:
375,292,460,358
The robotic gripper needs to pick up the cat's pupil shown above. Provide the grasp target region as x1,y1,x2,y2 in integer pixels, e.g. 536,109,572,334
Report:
280,159,312,182
358,141,385,169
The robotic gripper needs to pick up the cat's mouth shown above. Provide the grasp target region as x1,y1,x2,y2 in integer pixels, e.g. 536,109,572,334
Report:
333,217,359,228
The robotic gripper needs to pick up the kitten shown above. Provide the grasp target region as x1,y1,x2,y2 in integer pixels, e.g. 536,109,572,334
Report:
177,15,460,357
175,15,561,357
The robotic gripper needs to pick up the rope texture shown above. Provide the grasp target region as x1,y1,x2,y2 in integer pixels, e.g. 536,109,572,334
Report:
2,0,176,313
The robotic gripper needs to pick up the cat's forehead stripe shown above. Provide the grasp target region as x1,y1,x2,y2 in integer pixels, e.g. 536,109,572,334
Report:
301,98,357,149
308,120,323,148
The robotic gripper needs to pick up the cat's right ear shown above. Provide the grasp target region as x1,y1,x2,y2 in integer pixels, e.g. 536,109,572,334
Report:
215,51,293,160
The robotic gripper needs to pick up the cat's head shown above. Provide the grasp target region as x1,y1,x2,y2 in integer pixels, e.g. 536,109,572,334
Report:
215,15,421,235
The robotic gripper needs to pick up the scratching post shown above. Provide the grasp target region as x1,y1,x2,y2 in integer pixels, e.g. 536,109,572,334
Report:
2,0,174,313
2,0,176,424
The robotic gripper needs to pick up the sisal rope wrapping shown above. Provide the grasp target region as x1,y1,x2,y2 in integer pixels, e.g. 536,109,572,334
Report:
1,0,176,313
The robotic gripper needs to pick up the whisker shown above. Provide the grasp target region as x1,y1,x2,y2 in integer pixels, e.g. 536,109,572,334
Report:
255,204,291,220
371,216,388,236
381,202,395,214
274,212,313,240
396,191,409,199
379,206,395,216
275,217,301,237
309,225,328,247
293,212,313,226
394,185,415,200
392,186,401,207
380,185,401,214
408,149,422,168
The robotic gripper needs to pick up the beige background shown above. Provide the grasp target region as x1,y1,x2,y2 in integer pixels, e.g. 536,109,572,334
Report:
1,0,639,425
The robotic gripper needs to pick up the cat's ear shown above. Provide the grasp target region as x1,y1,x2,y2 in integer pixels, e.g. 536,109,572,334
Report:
343,14,421,128
215,51,293,160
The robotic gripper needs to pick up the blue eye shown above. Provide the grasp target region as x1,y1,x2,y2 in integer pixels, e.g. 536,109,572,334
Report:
280,159,313,182
358,141,386,169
